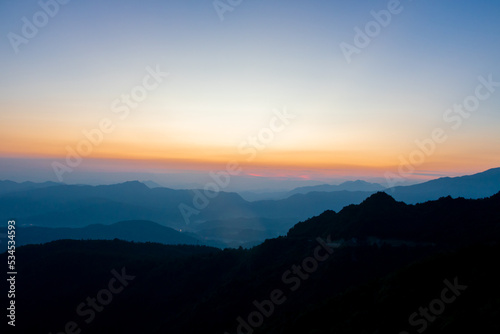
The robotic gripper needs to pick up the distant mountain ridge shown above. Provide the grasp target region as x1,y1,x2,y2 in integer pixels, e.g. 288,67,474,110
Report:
0,181,372,230
387,167,500,203
2,167,500,247
0,180,61,195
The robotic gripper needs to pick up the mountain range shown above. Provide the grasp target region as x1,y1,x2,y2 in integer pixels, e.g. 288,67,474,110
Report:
3,191,499,333
1,167,500,247
387,167,500,203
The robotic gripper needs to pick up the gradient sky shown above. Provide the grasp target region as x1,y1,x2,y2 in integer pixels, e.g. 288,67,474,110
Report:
1,0,500,189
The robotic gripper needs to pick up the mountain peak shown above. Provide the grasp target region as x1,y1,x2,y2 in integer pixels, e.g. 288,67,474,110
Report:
361,191,397,206
108,181,149,191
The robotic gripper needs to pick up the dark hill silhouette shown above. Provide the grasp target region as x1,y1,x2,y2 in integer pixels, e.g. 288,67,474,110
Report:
15,220,204,247
2,192,500,333
288,191,500,247
258,243,500,333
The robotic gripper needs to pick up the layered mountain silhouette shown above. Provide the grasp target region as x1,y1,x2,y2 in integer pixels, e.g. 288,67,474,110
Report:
1,167,499,247
2,191,499,333
0,181,371,241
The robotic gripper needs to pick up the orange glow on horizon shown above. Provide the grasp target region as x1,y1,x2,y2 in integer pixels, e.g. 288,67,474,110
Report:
2,148,496,185
2,125,499,183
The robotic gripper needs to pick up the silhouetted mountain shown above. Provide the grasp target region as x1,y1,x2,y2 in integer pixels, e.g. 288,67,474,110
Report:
288,191,500,247
387,167,500,203
0,182,372,230
2,168,499,247
3,192,500,333
0,181,252,228
0,180,61,195
14,220,203,247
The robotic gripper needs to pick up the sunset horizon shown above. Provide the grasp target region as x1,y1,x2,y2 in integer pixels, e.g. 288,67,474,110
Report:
2,0,499,190
2,2,500,332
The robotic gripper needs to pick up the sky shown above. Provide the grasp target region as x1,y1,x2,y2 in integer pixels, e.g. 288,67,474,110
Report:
1,0,500,190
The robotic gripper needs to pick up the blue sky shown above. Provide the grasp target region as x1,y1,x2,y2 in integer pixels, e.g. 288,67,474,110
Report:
1,0,499,189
